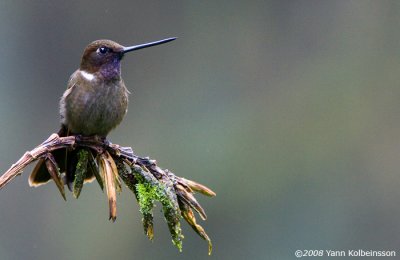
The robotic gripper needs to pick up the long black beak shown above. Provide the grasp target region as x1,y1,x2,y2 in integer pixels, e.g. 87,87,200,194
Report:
123,37,177,53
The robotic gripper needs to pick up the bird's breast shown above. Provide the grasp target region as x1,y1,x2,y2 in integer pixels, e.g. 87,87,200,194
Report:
60,77,129,137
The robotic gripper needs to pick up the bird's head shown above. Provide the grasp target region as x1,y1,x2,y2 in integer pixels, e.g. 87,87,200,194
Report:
79,38,176,79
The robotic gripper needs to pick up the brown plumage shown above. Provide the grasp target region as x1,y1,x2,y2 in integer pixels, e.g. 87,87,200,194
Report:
29,38,176,190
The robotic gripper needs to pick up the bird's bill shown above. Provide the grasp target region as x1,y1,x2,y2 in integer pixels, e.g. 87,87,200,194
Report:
123,37,177,53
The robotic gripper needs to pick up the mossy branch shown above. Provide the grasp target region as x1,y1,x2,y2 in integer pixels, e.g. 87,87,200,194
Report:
0,133,215,254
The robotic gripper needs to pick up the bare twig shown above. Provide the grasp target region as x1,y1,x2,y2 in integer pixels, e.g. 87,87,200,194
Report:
0,134,75,189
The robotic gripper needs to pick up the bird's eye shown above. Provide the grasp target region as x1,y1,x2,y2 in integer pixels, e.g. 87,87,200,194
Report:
97,47,109,54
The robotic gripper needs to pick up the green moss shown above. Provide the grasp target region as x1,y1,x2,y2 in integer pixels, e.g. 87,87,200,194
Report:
136,182,157,213
133,170,183,251
136,182,156,239
73,149,89,198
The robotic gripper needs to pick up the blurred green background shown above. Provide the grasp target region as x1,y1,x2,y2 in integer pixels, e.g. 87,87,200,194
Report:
1,1,400,259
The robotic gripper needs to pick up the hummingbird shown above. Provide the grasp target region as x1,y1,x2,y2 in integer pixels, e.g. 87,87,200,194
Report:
29,37,176,191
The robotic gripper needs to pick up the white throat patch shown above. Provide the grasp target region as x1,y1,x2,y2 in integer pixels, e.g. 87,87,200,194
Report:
80,70,95,81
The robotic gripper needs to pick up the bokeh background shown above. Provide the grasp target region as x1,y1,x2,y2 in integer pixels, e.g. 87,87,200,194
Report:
1,1,400,259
